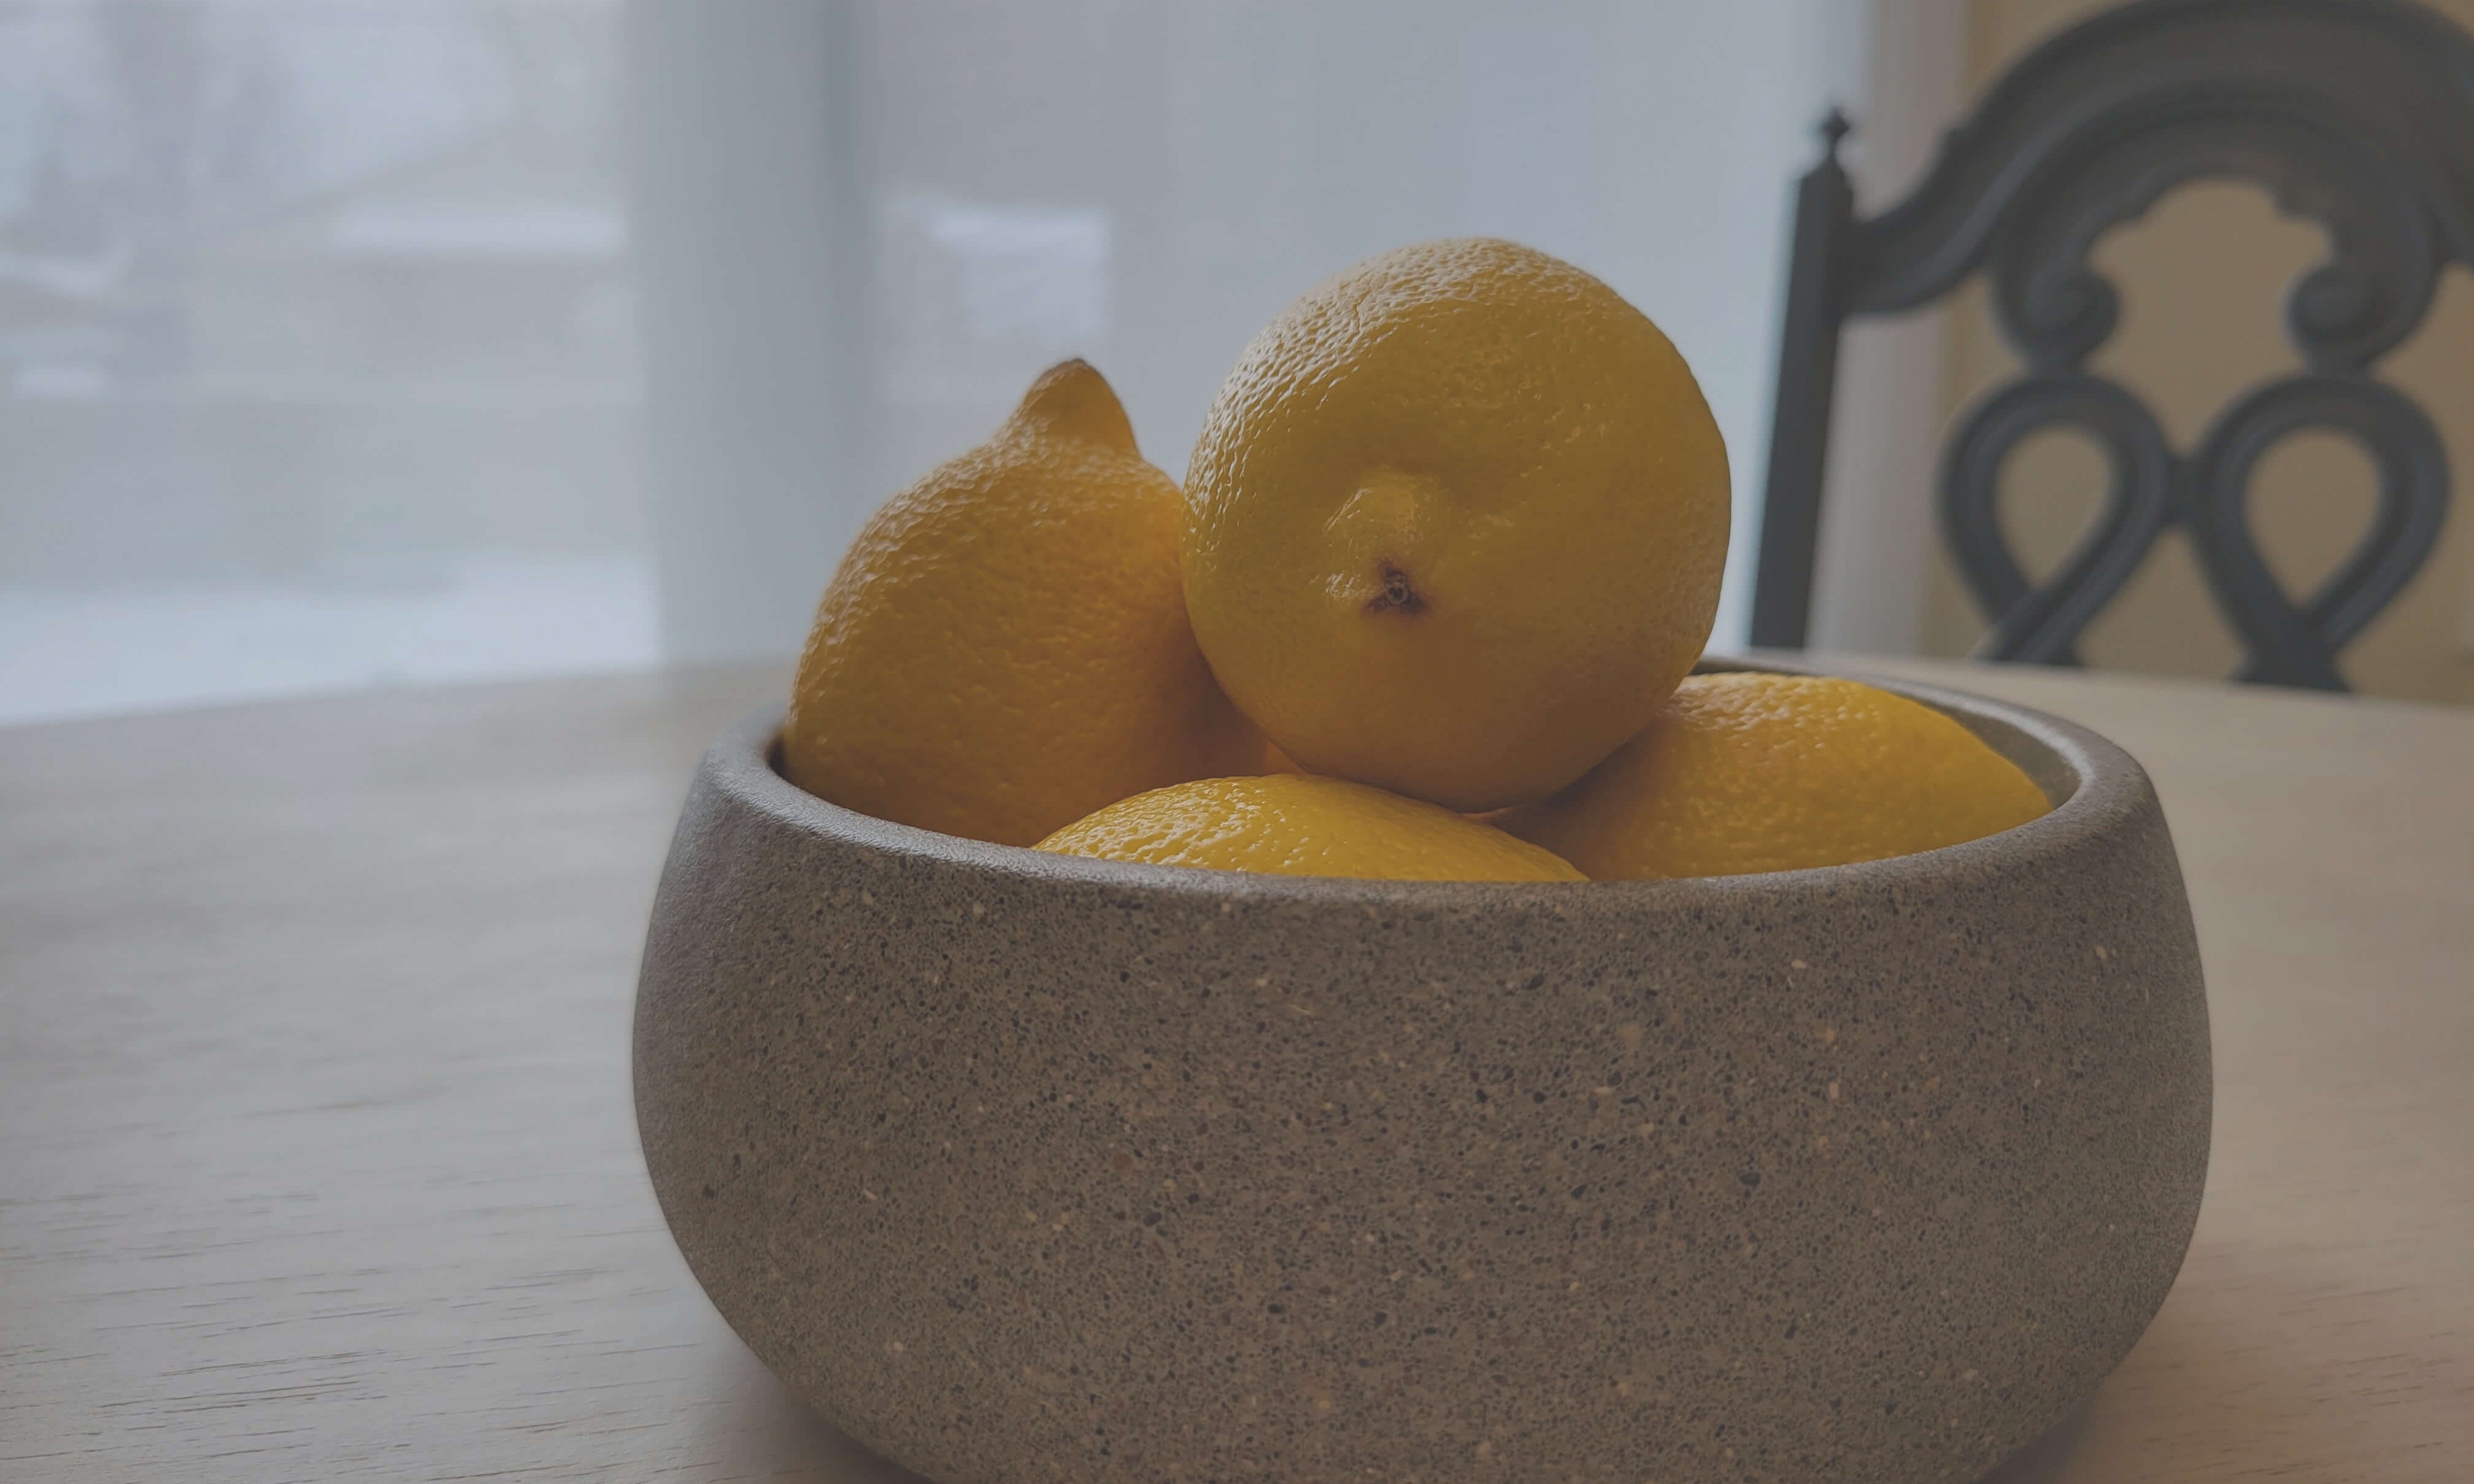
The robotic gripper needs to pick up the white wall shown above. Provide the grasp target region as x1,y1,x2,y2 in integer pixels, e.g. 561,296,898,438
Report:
634,0,1875,661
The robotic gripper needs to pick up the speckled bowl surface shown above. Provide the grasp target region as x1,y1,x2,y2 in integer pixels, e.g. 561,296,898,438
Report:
634,664,2210,1484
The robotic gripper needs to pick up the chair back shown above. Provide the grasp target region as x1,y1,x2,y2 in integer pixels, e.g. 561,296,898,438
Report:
1751,0,2474,688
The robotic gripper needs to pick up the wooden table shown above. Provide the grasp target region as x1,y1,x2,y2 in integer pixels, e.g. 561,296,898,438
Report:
4,659,2468,1482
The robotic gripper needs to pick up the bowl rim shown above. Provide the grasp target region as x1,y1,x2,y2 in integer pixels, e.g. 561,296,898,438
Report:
703,657,2151,907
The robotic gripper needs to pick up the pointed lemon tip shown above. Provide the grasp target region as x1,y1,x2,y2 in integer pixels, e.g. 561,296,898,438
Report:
1011,359,1139,456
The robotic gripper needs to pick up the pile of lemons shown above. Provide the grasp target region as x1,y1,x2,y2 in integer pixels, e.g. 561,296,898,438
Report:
782,239,2046,882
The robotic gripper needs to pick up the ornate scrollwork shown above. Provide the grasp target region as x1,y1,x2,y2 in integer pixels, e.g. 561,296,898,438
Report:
1943,368,2450,682
1981,102,2443,374
1941,376,2176,666
1850,1,2474,318
2187,375,2449,688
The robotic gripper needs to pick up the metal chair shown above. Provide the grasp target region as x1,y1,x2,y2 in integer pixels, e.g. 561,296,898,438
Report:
1749,0,2474,690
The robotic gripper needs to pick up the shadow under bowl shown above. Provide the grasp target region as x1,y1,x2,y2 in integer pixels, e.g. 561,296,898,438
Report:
634,664,2210,1484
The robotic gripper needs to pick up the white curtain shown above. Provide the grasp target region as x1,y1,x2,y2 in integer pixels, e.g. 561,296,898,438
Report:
1,0,1871,723
634,0,1873,663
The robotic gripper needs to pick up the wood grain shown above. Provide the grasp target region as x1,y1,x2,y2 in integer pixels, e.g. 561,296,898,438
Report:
3,659,2468,1481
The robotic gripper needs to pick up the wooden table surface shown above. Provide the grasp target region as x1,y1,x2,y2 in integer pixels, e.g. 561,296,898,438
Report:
3,658,2468,1482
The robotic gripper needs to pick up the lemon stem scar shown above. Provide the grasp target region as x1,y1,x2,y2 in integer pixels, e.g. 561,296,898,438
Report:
1365,561,1427,617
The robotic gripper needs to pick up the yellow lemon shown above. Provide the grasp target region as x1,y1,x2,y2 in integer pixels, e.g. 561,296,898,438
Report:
1038,774,1585,882
1499,672,2051,880
1182,237,1730,813
784,361,1258,847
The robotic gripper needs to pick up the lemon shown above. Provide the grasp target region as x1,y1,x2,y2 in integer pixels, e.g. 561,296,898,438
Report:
783,361,1258,847
1182,237,1730,813
1498,672,2051,880
1038,774,1584,882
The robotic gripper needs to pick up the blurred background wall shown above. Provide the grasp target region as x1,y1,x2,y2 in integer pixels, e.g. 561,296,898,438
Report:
1919,0,2474,704
10,1,2459,726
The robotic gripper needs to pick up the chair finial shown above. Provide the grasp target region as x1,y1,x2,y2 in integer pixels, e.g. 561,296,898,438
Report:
1820,107,1853,159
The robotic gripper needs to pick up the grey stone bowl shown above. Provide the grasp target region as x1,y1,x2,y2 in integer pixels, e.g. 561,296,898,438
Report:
634,665,2210,1484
